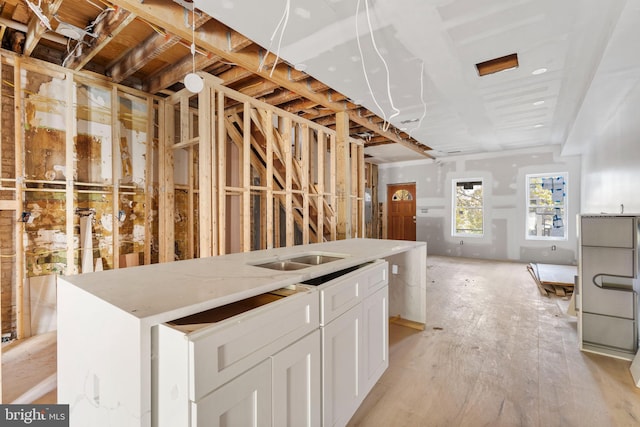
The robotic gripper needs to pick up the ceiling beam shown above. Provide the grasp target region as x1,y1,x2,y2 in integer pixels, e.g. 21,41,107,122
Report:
108,12,212,83
23,0,64,56
109,32,181,83
113,0,430,155
65,7,136,71
143,20,252,93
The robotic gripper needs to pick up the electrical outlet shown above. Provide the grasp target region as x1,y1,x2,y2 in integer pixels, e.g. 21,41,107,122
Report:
551,245,557,251
460,240,464,245
392,264,399,275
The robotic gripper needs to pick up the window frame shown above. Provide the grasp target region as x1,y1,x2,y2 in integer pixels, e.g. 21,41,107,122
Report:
525,172,568,241
452,178,484,238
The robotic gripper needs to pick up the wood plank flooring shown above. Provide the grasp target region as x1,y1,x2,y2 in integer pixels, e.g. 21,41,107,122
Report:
348,255,640,427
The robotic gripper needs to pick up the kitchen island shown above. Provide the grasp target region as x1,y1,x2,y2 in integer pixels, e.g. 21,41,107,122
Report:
57,238,426,426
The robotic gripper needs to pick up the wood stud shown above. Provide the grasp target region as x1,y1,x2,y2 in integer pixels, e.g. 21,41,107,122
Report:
0,53,369,345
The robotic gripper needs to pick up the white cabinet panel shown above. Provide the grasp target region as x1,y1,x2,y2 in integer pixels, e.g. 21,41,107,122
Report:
321,304,363,427
191,359,272,427
272,330,321,427
362,286,388,396
320,276,361,326
157,290,318,403
581,216,635,248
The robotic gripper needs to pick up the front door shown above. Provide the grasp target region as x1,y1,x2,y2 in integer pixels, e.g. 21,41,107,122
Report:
387,183,416,241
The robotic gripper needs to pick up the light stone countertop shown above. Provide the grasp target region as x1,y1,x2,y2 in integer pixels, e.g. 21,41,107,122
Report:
58,238,425,324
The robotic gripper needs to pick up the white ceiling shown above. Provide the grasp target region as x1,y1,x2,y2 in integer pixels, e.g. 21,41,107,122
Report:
198,0,634,163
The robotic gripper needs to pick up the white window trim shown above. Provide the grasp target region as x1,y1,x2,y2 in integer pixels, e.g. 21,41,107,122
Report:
525,172,568,241
452,178,484,238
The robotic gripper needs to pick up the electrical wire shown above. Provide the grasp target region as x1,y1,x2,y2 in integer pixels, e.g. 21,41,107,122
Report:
363,0,399,131
409,61,427,138
355,0,387,127
258,0,291,77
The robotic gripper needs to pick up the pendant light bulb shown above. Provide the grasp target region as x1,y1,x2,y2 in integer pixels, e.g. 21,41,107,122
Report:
185,72,204,93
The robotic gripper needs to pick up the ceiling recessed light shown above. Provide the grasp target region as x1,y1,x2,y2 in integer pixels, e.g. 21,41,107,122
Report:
533,124,544,128
475,53,519,77
532,68,547,75
533,100,545,106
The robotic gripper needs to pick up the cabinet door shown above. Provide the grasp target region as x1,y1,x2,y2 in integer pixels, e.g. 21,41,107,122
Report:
321,305,363,427
362,286,389,397
191,359,272,427
272,330,321,427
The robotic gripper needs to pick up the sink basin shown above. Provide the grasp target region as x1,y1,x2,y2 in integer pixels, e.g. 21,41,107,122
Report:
253,261,311,271
287,254,344,265
251,252,347,271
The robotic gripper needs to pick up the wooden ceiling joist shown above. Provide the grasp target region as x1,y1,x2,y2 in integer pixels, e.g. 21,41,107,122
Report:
144,21,252,94
23,0,64,56
108,32,181,82
65,7,136,71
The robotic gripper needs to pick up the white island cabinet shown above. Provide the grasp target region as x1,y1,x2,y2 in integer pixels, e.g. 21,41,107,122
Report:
316,260,388,427
57,238,426,427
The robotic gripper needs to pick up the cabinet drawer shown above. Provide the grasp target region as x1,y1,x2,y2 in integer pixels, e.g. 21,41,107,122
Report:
582,312,637,352
362,261,388,297
156,286,318,404
581,216,636,248
582,246,635,279
319,261,387,325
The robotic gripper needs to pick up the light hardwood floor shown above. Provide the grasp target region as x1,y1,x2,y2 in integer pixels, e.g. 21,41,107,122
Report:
349,255,640,427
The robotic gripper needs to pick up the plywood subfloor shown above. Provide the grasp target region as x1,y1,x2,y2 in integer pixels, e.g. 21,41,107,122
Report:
348,256,640,427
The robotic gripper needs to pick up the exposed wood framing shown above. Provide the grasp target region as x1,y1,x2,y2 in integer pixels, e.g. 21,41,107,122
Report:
302,124,310,245
23,0,64,57
358,144,365,238
265,110,274,249
65,71,75,275
65,7,136,71
144,98,153,264
329,134,337,241
113,0,429,155
111,87,120,268
159,98,174,262
217,91,226,254
198,87,213,257
13,57,25,339
317,130,325,243
144,20,252,94
335,111,350,240
242,101,251,252
283,117,294,247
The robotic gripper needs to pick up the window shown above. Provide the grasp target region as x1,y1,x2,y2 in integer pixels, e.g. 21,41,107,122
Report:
392,189,413,201
453,179,483,236
526,173,567,240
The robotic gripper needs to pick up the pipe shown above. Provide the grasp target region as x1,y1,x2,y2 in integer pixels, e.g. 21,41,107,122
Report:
0,17,68,45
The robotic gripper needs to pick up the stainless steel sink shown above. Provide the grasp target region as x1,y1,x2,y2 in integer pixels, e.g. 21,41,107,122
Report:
287,254,344,265
254,261,311,271
251,252,347,271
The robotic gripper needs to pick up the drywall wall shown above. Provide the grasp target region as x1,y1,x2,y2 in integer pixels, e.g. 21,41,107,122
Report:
378,146,581,264
580,81,640,214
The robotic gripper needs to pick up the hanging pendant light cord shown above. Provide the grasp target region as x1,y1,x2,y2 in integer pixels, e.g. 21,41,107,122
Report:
191,3,196,73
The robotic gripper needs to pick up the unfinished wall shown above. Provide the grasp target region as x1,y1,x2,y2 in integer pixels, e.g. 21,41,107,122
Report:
378,145,581,264
0,52,159,340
